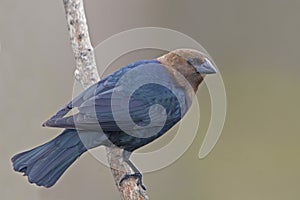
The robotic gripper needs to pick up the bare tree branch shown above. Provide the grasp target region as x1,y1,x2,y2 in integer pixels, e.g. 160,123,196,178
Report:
107,147,149,200
63,0,99,87
62,0,149,199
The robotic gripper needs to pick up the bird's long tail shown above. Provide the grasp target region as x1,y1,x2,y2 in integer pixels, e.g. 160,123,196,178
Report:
11,129,87,188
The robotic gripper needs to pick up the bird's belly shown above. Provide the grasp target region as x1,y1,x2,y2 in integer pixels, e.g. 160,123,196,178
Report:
105,118,181,152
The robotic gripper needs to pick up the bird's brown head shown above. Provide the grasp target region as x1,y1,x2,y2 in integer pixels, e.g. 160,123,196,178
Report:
157,48,217,92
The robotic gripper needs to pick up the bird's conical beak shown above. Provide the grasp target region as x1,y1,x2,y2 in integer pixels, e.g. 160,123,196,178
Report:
195,58,217,74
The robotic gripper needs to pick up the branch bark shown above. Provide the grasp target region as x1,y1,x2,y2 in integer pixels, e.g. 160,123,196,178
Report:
62,0,149,199
62,0,99,87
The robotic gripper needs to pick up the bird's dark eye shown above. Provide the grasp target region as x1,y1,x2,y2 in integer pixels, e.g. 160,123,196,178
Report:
187,58,194,66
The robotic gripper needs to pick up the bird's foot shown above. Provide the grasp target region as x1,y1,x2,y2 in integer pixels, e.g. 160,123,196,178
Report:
119,172,146,190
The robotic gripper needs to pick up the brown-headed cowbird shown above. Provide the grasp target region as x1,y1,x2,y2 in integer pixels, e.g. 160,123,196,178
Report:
11,49,217,188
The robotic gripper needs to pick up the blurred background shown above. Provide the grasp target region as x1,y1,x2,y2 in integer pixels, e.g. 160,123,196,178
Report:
1,0,300,199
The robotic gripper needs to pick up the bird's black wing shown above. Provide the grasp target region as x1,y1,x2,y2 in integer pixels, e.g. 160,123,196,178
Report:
43,61,187,134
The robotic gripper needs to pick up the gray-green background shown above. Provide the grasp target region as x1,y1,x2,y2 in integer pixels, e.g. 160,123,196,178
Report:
1,0,299,199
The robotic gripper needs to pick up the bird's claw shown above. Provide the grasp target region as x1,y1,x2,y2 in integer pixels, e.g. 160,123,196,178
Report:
119,173,147,190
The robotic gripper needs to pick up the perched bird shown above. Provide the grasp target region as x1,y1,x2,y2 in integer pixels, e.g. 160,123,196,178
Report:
11,49,217,188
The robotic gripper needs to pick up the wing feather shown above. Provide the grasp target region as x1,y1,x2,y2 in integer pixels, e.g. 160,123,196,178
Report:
43,61,186,134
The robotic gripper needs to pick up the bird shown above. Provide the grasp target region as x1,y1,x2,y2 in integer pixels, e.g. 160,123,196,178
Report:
11,48,217,189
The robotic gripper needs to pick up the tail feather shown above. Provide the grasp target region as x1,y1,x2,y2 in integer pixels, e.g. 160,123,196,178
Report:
11,129,87,188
